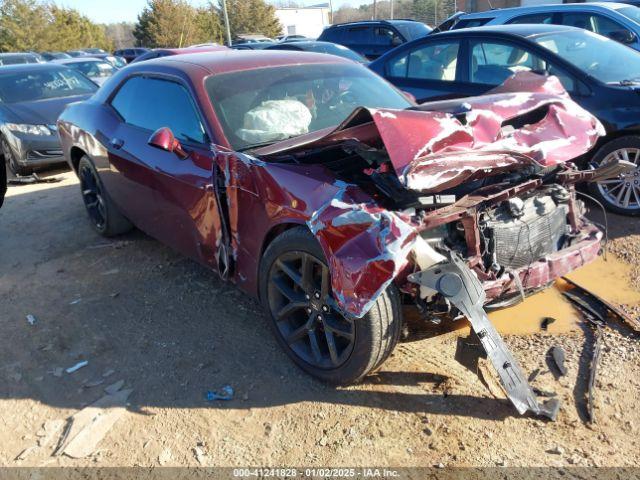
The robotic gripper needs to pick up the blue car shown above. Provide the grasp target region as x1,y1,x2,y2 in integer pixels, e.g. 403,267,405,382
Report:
370,24,640,215
441,2,640,51
317,19,431,60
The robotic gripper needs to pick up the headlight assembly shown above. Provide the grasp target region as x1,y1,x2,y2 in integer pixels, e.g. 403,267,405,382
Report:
5,123,53,136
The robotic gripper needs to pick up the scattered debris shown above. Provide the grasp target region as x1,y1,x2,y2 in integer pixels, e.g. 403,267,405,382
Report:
15,446,37,461
36,419,64,448
109,292,120,299
8,173,62,185
193,444,207,465
26,314,37,326
206,385,234,401
408,254,560,420
540,317,556,331
547,445,565,455
533,388,557,398
87,240,132,250
102,369,115,378
562,276,640,333
528,368,541,382
83,379,105,388
158,448,172,465
101,269,120,276
65,361,89,374
104,380,124,395
550,346,568,376
54,387,132,458
52,367,63,378
587,326,604,424
69,299,82,305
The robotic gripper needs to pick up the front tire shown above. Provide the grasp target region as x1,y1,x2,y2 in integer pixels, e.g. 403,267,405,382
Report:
78,156,132,236
589,136,640,216
259,227,402,385
1,136,30,176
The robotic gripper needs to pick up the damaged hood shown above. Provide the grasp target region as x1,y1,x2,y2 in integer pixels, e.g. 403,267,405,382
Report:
256,72,605,193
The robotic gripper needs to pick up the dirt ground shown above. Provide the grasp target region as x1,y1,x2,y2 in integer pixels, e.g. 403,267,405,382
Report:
1,168,639,469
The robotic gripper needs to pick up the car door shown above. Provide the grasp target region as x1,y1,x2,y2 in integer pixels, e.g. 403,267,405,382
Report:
370,26,402,59
344,26,374,58
558,12,640,50
106,74,221,264
461,38,582,98
381,39,464,102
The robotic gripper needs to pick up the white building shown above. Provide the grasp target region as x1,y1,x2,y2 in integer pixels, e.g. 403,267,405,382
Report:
275,4,331,39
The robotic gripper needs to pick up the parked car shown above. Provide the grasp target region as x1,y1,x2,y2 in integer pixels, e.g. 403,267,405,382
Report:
277,34,311,42
442,2,640,51
234,34,275,44
87,53,127,69
0,53,42,66
264,41,367,63
369,24,640,215
130,45,228,64
51,58,116,86
40,51,72,61
57,50,607,418
0,64,98,175
82,48,108,55
113,48,150,63
317,19,431,59
231,42,275,50
66,50,91,58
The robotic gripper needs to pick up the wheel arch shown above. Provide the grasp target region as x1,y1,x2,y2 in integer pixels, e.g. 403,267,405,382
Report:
69,146,87,173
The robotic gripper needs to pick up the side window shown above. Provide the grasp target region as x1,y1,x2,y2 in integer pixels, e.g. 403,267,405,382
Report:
593,14,628,37
387,42,459,81
508,13,555,25
560,13,596,31
471,41,546,85
322,27,343,42
373,27,400,46
470,41,576,92
346,26,372,44
111,76,208,144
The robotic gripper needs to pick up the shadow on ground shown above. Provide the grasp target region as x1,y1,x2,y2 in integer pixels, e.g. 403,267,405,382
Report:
0,171,514,422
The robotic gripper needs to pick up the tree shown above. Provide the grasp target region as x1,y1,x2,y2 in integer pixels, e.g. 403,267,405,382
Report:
0,0,112,52
221,0,282,39
0,0,51,51
104,22,137,49
133,0,223,47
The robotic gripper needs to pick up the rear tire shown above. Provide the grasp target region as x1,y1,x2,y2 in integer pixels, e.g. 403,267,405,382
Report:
259,227,402,385
78,156,132,236
588,136,640,216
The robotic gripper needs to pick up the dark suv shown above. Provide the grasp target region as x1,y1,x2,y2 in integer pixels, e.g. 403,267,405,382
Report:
318,19,431,59
113,48,149,64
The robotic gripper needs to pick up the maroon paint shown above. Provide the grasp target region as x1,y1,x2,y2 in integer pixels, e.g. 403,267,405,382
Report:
57,53,605,320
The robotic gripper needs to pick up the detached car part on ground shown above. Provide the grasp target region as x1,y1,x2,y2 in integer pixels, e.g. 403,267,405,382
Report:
57,52,628,419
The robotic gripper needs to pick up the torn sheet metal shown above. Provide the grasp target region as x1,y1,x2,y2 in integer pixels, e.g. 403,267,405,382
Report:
307,181,444,317
408,254,560,420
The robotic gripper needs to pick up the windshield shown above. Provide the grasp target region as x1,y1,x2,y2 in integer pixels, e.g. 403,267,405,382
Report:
0,68,98,103
618,5,640,24
69,60,114,78
206,63,411,150
533,30,640,84
394,22,431,40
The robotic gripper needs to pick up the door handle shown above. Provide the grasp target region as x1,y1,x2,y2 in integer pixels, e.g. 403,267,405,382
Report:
110,138,124,150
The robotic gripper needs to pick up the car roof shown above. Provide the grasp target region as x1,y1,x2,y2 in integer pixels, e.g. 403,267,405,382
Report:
433,23,580,38
52,57,105,64
267,41,341,48
144,50,352,75
0,63,68,72
461,2,632,17
0,52,36,57
328,18,423,27
160,46,228,54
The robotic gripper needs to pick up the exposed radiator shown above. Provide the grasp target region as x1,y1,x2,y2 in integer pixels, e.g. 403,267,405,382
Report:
485,196,568,269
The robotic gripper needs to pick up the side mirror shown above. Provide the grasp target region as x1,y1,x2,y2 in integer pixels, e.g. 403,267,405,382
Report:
148,127,188,159
608,29,636,45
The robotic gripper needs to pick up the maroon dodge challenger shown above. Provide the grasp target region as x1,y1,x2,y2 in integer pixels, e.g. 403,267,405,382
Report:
58,51,623,419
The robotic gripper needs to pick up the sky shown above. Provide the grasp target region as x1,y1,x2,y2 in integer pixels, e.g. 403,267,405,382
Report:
58,0,365,24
